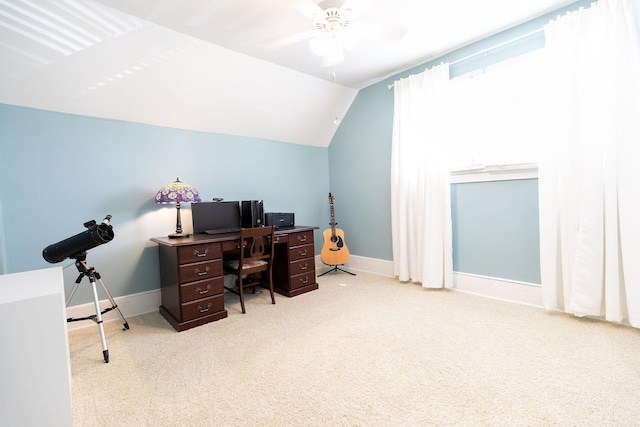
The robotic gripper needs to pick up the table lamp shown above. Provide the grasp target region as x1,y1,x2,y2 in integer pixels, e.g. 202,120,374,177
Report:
155,178,201,238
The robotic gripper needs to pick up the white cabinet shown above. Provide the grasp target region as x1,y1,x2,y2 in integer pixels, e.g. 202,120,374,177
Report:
0,267,72,426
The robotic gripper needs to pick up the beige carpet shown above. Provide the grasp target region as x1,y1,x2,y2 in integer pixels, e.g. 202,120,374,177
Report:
68,271,640,426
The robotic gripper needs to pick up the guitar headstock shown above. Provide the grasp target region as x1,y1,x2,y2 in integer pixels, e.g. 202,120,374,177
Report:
328,192,335,205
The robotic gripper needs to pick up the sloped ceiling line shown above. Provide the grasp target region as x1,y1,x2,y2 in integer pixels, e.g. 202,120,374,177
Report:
0,0,577,147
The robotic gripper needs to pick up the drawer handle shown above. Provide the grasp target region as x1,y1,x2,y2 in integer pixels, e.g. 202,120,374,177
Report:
198,303,212,313
298,250,307,256
196,284,211,295
297,235,307,242
298,263,308,271
299,276,309,285
194,248,209,258
195,266,210,276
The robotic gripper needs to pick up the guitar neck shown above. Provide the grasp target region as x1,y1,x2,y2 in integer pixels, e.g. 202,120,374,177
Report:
329,204,337,234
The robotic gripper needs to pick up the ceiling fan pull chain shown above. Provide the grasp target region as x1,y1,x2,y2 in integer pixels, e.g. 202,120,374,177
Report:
332,66,340,125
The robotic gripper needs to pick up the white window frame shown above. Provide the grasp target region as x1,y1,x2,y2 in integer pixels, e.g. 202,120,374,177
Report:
450,163,538,183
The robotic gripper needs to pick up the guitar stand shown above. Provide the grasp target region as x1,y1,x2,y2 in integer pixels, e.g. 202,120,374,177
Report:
319,263,356,277
65,252,129,363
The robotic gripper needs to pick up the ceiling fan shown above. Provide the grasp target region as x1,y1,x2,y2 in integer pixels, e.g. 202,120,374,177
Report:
276,0,407,67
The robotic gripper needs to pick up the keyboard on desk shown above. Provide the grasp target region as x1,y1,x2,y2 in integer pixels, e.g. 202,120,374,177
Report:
202,228,241,235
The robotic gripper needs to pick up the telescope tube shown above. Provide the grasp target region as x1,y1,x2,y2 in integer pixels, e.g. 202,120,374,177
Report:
42,218,114,263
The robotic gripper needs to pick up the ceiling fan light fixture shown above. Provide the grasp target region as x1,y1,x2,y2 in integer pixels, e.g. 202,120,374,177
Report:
321,45,344,66
309,34,331,56
309,34,344,62
313,7,352,35
340,31,359,51
308,6,356,65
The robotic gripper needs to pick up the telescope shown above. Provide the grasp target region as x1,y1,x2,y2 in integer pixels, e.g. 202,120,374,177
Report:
42,214,127,363
42,215,114,264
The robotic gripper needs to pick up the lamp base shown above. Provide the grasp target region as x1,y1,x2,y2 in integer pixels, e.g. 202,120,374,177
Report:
168,232,191,239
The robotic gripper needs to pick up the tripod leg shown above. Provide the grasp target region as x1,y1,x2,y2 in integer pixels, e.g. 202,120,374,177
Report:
65,274,84,308
96,277,130,331
318,265,356,276
336,266,356,276
89,277,109,363
318,266,337,277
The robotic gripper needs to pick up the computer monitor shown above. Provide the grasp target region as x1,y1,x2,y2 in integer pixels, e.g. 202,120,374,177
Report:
191,201,241,234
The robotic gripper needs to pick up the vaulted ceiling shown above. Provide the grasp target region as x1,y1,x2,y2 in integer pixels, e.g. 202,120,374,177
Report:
0,0,577,147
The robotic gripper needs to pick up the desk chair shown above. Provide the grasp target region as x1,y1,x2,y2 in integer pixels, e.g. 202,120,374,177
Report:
223,226,276,314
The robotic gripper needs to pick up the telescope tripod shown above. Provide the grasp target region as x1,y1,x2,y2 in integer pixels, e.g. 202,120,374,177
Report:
66,253,129,363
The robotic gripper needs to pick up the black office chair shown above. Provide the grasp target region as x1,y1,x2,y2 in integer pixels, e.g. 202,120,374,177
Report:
223,226,276,314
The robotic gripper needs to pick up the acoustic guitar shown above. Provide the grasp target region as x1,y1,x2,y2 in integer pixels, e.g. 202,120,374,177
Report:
321,193,350,266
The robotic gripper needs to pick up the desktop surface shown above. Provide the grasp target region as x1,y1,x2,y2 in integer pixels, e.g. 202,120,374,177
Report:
151,225,316,246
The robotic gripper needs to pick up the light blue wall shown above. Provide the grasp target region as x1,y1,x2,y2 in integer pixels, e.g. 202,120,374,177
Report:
0,104,329,305
328,0,592,282
327,84,395,260
0,1,594,301
451,179,540,283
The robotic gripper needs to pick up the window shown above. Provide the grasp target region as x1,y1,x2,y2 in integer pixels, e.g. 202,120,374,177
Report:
445,51,546,172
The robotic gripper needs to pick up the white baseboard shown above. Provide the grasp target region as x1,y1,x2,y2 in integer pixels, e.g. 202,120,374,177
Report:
315,255,542,307
65,289,161,331
69,257,541,330
452,272,542,307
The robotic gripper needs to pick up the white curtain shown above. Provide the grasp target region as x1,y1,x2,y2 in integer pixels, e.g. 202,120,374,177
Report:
538,0,640,327
391,63,453,288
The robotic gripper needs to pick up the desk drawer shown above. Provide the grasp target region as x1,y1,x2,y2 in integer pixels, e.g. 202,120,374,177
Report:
273,234,288,245
178,243,221,264
181,294,224,322
289,231,313,247
179,259,222,284
180,277,224,303
288,231,313,247
221,240,239,252
290,258,315,276
290,271,316,290
289,244,313,262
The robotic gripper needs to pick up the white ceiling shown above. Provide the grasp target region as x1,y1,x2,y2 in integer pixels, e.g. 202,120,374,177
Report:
0,0,576,147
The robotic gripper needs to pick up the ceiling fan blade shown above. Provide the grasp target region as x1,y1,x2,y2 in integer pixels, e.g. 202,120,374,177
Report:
342,0,373,19
350,21,407,41
186,2,228,27
279,0,323,19
187,2,269,29
265,29,318,50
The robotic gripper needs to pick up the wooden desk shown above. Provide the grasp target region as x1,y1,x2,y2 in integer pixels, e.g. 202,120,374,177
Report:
150,226,319,331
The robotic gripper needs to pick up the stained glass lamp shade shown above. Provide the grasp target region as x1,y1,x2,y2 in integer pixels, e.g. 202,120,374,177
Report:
155,178,201,238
